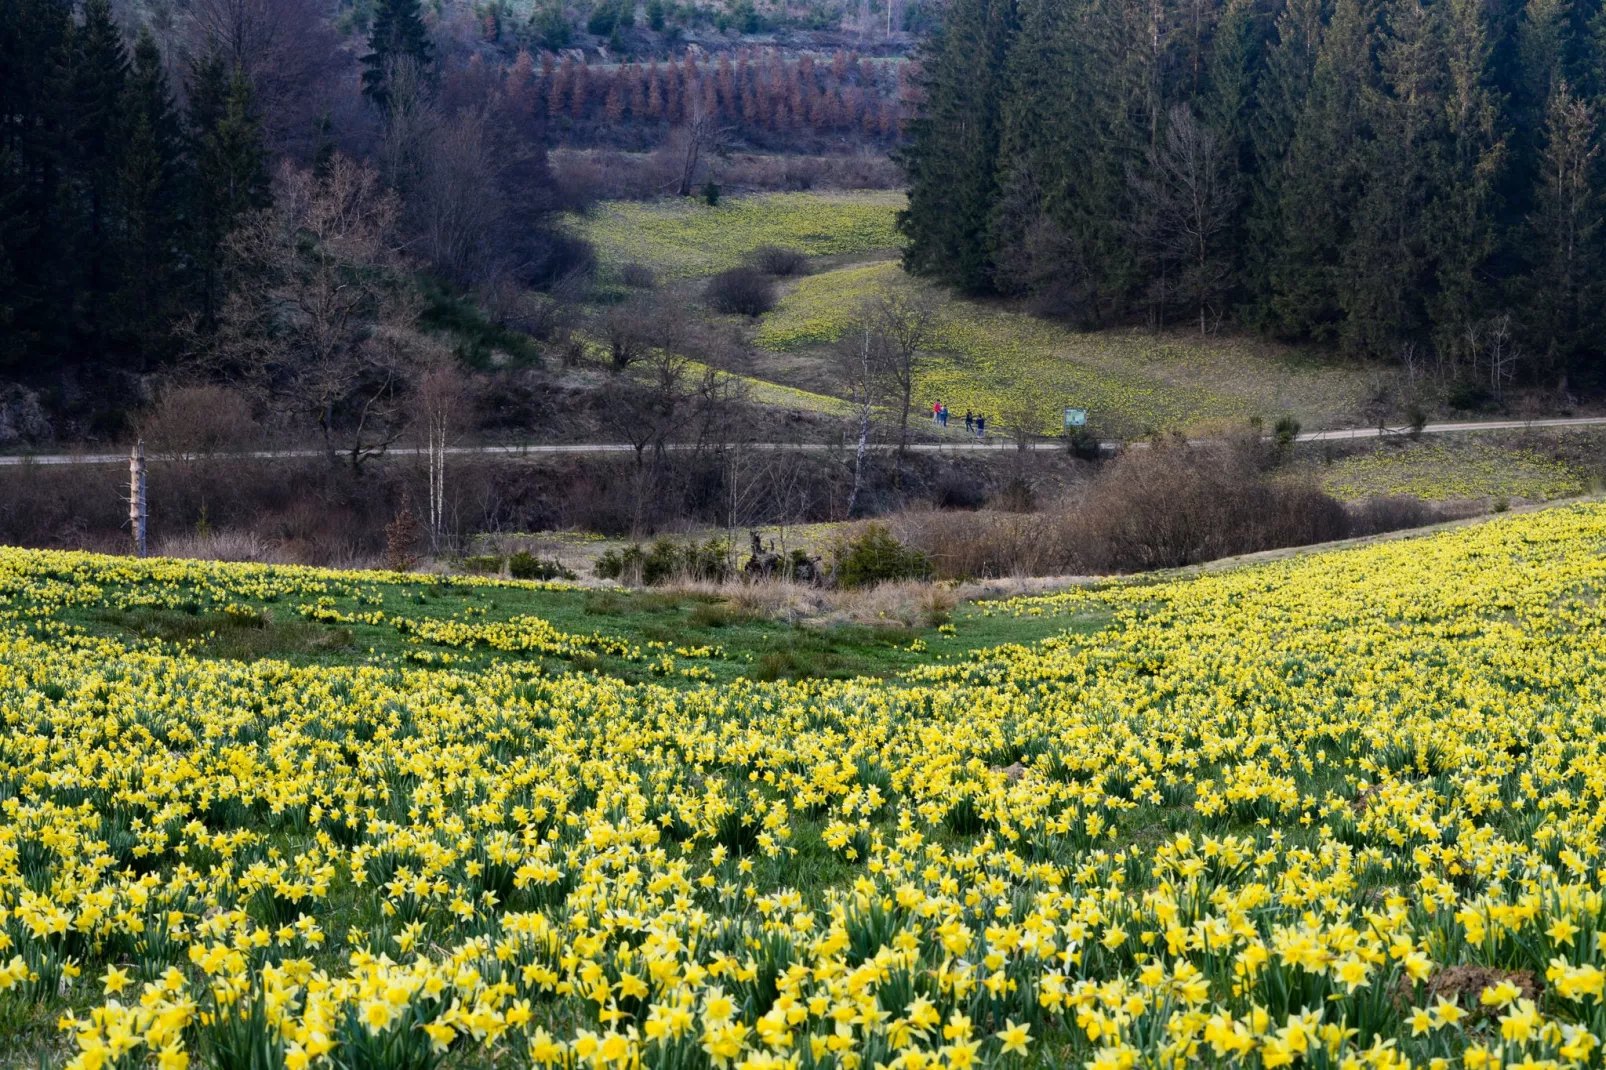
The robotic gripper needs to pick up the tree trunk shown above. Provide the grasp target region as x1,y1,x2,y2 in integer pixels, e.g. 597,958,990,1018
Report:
846,327,872,518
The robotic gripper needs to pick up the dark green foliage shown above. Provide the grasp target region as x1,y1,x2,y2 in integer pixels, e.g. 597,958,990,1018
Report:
361,0,434,108
831,524,932,588
898,0,1018,295
901,0,1606,387
0,2,267,375
531,4,573,48
595,539,732,586
187,59,270,328
508,551,577,581
586,1,619,36
1274,415,1301,446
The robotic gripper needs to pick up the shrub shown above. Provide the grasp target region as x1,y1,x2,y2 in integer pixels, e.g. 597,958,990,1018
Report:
509,551,576,581
618,262,657,289
705,268,776,316
832,524,932,589
594,539,731,586
1274,415,1301,448
586,2,618,35
460,554,503,574
530,4,572,49
1066,427,1103,461
748,245,809,277
702,181,721,207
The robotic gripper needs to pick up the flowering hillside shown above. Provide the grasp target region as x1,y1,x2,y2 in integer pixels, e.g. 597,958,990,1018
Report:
5,505,1606,1068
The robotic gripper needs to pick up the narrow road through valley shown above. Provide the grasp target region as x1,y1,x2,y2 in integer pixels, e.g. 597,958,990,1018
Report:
3,414,1604,466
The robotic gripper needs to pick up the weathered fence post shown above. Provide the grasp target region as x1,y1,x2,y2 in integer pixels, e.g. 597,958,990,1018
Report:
130,439,147,558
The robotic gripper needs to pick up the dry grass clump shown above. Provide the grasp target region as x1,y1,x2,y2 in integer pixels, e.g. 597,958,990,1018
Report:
888,434,1460,580
156,530,290,564
666,577,956,628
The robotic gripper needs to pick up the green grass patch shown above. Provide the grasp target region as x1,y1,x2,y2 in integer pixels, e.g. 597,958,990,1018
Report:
755,261,1380,437
1320,440,1588,502
573,191,906,281
37,570,1107,687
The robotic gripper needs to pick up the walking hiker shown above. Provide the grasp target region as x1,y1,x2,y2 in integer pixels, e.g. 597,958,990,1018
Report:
976,414,986,437
964,410,974,433
932,401,941,425
939,403,948,428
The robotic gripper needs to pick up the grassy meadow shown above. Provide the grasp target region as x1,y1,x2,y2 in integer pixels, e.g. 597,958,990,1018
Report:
571,192,1386,437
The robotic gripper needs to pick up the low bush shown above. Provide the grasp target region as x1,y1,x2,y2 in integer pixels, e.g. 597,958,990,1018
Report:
508,551,576,581
893,435,1459,579
595,538,732,586
705,268,777,316
831,524,932,589
459,554,503,574
617,262,657,289
748,245,810,277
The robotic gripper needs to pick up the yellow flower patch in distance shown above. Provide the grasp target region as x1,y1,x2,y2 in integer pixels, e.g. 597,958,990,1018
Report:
574,191,906,281
9,505,1606,1068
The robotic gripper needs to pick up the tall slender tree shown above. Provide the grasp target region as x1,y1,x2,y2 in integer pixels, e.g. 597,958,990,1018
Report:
361,0,434,108
897,0,1018,294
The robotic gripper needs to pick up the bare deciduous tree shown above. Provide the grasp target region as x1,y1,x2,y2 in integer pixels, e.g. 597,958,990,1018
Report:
205,154,423,471
830,320,889,518
182,0,342,156
410,343,475,552
597,342,743,535
673,89,727,197
600,295,684,372
138,383,259,464
864,282,942,458
1129,104,1239,333
997,387,1046,452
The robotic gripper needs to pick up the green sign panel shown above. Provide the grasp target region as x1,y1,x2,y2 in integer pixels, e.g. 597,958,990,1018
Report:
1064,408,1087,428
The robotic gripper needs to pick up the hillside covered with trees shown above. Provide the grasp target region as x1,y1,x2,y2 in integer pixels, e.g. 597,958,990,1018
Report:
901,0,1606,396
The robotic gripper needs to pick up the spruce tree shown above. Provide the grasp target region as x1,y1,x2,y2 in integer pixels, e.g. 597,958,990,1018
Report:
1338,0,1444,358
114,29,183,362
69,0,129,352
188,60,269,326
1269,0,1376,340
1243,0,1324,321
362,0,434,109
1427,0,1509,365
1524,80,1601,387
897,0,1017,294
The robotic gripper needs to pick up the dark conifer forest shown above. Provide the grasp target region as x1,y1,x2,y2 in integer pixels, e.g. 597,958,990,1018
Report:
900,0,1606,391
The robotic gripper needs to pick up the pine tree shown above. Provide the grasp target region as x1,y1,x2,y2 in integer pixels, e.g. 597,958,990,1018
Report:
897,0,1018,294
361,0,434,109
113,29,183,362
1269,0,1376,340
188,60,269,327
69,0,130,354
1427,0,1509,367
1524,80,1601,386
1338,0,1445,358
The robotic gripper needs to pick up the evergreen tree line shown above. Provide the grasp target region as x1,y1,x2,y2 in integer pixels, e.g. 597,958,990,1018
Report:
901,0,1606,394
0,0,271,376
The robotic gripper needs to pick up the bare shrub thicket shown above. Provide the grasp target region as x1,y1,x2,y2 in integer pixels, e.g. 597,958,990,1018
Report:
138,384,260,462
204,155,429,470
893,435,1460,579
705,268,777,316
748,245,809,277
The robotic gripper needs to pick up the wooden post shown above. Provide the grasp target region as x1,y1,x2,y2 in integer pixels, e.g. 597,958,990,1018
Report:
129,439,147,558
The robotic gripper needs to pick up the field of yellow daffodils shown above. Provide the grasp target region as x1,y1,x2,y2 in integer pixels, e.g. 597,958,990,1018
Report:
7,503,1606,1070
